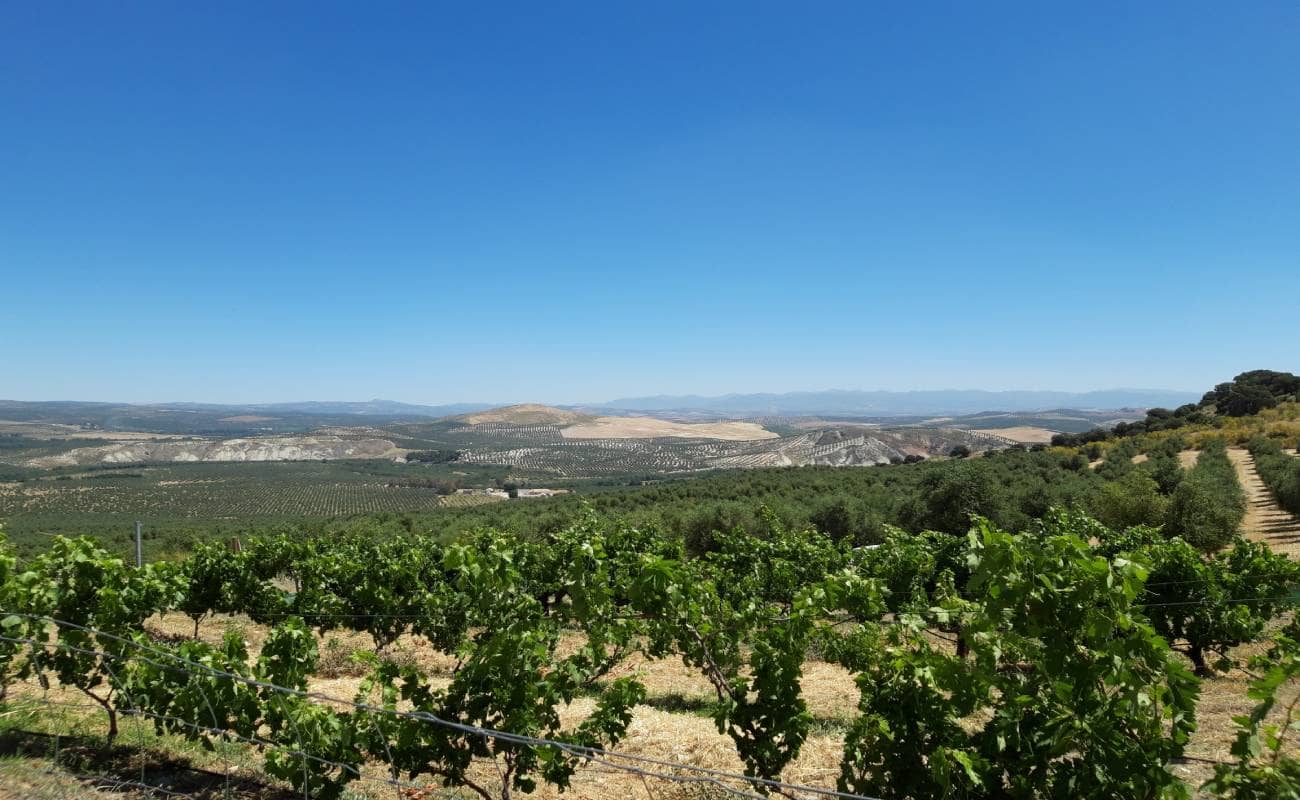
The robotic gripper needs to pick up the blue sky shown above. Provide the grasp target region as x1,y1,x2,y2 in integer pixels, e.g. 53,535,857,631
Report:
2,2,1297,404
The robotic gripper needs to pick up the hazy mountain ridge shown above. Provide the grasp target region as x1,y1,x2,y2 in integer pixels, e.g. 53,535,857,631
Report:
114,400,495,418
0,388,1197,436
597,389,1201,417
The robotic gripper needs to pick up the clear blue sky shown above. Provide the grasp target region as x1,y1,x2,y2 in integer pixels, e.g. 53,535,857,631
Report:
3,2,1297,404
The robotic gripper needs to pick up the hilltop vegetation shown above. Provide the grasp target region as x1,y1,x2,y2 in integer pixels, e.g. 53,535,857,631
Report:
1053,370,1300,447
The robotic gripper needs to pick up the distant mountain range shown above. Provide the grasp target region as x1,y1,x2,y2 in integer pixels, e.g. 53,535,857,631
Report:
0,389,1201,432
225,400,494,417
0,399,494,420
594,389,1202,417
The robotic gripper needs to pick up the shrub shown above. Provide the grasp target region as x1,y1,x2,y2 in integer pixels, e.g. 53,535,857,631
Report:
912,462,1009,535
1090,471,1168,530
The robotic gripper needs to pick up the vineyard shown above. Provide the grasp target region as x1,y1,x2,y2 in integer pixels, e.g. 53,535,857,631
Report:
3,507,1300,799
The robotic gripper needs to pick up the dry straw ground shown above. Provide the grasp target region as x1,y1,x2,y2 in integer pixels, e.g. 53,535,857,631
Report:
1229,447,1300,556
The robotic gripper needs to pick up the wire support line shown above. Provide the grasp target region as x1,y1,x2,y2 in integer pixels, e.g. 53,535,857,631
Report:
26,695,774,800
1,614,886,800
1137,594,1300,609
15,671,781,800
192,587,1300,628
4,640,404,787
1142,569,1300,590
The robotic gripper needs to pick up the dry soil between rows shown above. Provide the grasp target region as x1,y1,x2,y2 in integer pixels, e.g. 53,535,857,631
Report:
1228,447,1300,555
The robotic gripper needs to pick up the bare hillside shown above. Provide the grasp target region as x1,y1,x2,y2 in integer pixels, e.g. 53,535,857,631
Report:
454,426,1006,476
27,436,402,468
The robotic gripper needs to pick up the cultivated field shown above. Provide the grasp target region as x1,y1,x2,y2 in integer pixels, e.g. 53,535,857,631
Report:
0,460,508,547
981,425,1059,443
561,416,778,440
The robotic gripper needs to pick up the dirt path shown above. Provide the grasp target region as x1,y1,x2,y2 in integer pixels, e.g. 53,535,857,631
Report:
1228,448,1300,554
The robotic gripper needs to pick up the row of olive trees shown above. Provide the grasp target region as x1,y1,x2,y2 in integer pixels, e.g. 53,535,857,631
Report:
1164,440,1248,550
1087,437,1246,552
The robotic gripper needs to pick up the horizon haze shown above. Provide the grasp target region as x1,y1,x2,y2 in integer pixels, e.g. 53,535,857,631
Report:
0,384,1204,419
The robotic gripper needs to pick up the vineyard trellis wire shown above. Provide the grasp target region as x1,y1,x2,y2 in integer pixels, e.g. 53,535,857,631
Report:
1,614,888,800
136,589,1300,624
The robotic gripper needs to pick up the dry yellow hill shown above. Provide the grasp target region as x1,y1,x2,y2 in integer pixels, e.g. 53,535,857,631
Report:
457,404,591,426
